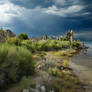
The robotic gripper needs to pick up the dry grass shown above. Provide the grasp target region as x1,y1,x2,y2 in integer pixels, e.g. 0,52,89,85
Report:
52,49,77,57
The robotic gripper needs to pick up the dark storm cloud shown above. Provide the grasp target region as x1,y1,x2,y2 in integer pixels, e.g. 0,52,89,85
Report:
8,0,87,8
0,0,92,40
81,0,92,15
8,0,92,17
9,0,54,8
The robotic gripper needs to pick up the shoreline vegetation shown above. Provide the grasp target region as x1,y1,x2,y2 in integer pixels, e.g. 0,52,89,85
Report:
0,28,87,92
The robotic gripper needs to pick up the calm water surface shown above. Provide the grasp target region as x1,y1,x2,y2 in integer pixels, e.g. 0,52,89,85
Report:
72,42,92,68
69,42,92,92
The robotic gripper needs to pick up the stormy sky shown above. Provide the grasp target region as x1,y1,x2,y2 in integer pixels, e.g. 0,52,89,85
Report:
0,0,92,40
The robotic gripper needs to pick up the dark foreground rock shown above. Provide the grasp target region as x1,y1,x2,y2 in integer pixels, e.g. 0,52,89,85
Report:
0,70,9,90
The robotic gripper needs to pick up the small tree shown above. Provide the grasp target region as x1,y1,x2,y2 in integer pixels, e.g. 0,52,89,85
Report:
18,33,29,40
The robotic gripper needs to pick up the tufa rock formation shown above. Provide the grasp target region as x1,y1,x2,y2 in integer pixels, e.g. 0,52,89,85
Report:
49,35,53,40
66,30,74,42
0,28,16,42
43,35,48,40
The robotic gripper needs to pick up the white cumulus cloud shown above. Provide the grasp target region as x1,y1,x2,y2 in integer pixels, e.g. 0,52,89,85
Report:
0,1,22,22
44,5,84,17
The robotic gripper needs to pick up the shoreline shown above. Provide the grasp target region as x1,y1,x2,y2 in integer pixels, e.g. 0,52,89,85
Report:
6,49,86,92
33,49,86,92
69,62,92,92
69,47,92,92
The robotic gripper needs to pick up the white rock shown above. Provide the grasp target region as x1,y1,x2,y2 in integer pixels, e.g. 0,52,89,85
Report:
40,85,46,92
22,88,30,92
50,90,55,92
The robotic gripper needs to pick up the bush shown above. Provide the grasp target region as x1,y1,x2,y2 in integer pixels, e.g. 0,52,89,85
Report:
17,33,29,40
21,40,70,52
61,41,70,48
21,40,37,52
71,41,81,48
37,40,48,51
48,67,63,78
6,37,21,45
36,40,63,51
62,60,69,67
20,39,78,52
21,40,48,52
47,40,62,50
0,43,34,83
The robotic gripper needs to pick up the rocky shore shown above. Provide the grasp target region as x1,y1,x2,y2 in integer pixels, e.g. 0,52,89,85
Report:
6,49,86,92
22,51,85,92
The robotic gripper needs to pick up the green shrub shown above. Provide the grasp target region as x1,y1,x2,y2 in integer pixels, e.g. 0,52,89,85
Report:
62,60,69,67
21,40,48,52
48,67,63,77
71,41,81,48
21,40,70,52
61,41,70,48
6,37,21,45
0,43,34,82
36,40,63,51
47,40,62,50
17,33,29,40
37,40,48,51
20,39,77,52
21,40,37,52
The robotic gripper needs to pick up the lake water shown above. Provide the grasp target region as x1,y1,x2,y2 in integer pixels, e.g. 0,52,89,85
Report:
69,42,92,92
72,42,92,68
